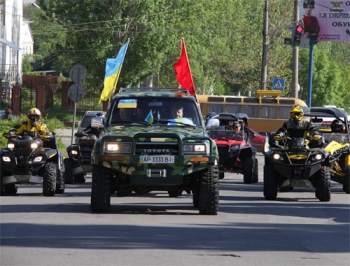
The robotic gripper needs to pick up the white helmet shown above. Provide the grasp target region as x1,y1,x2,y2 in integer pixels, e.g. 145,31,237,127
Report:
27,108,42,126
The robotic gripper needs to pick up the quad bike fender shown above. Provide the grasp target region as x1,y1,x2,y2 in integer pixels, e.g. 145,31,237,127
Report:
345,153,350,167
2,174,42,185
239,146,253,159
45,148,58,160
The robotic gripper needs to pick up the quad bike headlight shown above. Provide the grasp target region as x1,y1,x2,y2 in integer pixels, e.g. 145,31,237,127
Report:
7,143,15,149
314,154,323,160
2,156,11,162
273,153,281,160
33,156,43,162
31,143,39,149
231,145,240,151
70,150,79,155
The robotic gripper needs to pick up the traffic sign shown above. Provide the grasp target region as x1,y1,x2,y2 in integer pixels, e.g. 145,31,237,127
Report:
69,64,87,83
68,84,86,102
272,78,285,91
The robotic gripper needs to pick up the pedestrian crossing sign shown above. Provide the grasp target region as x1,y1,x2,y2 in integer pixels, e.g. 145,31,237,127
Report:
272,78,285,91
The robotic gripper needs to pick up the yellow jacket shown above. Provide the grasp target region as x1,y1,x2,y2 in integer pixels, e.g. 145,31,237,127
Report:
16,121,51,136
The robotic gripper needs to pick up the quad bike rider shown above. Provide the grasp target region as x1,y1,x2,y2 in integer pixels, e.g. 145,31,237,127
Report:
327,119,350,193
64,112,104,184
264,105,332,201
304,107,350,194
206,113,258,183
0,108,65,196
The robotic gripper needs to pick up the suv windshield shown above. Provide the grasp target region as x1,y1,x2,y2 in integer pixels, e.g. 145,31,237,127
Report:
107,97,201,126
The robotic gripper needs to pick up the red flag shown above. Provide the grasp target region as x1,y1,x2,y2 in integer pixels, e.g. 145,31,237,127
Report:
174,38,196,96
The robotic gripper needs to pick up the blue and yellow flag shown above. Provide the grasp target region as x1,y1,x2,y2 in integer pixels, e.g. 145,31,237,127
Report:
145,110,153,125
99,39,130,103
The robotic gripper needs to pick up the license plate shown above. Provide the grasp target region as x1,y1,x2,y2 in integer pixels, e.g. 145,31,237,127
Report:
140,155,174,164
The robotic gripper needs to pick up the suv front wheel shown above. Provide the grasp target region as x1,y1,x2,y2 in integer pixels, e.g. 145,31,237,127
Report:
199,166,219,215
91,165,111,212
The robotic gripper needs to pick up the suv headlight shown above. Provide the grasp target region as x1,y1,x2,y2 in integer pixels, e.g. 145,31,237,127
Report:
103,141,131,154
183,141,209,155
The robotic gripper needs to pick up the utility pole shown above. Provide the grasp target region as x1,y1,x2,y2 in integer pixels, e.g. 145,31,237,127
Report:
261,0,269,90
291,0,299,98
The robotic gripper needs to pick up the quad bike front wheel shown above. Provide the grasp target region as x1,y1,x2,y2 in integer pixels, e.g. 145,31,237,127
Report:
42,162,57,196
63,158,74,184
264,165,278,200
243,157,254,184
315,166,331,202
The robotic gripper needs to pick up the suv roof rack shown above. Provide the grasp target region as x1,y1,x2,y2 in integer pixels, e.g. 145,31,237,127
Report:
119,87,191,95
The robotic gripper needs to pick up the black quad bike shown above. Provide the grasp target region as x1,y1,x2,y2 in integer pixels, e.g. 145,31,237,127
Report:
263,134,332,202
304,106,350,193
206,113,258,183
64,131,97,184
0,130,65,196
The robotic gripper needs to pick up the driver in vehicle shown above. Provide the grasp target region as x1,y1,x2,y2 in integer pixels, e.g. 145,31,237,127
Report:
169,104,194,125
331,119,345,133
16,108,51,137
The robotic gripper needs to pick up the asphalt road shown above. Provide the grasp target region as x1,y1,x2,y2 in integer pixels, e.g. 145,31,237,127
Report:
1,132,349,266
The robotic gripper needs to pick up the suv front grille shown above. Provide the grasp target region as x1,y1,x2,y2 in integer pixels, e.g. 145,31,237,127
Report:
134,135,179,155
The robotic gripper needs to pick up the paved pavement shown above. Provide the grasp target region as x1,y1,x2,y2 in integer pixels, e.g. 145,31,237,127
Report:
55,128,75,146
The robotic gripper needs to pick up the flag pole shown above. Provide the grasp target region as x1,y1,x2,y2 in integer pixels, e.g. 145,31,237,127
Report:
112,38,130,96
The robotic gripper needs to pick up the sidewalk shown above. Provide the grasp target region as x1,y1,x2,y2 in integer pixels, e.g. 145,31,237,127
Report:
55,128,74,137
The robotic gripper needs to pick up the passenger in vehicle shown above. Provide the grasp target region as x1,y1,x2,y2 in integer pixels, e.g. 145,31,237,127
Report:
331,119,345,133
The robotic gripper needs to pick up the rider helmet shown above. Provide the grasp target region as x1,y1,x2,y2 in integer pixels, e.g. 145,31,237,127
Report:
331,119,343,133
290,105,304,123
27,108,42,127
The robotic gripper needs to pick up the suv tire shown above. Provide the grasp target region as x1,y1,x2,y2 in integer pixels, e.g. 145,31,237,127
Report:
199,166,219,215
91,165,111,213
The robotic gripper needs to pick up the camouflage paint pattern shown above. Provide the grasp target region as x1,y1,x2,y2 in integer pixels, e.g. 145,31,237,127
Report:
93,89,219,184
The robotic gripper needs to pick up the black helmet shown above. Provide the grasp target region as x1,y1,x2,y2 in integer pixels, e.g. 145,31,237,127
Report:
331,119,343,133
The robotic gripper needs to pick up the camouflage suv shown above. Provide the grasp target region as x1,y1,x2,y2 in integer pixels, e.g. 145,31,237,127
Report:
90,88,219,215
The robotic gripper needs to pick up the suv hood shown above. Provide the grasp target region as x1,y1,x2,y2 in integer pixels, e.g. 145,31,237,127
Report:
106,125,207,137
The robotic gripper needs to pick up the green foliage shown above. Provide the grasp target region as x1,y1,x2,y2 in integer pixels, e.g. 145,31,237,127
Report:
0,117,67,155
24,0,350,109
22,56,33,73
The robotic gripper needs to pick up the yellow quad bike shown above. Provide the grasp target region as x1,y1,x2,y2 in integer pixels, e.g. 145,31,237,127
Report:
304,107,350,194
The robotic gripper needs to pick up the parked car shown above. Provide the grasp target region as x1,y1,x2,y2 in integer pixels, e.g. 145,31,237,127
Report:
249,128,266,153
